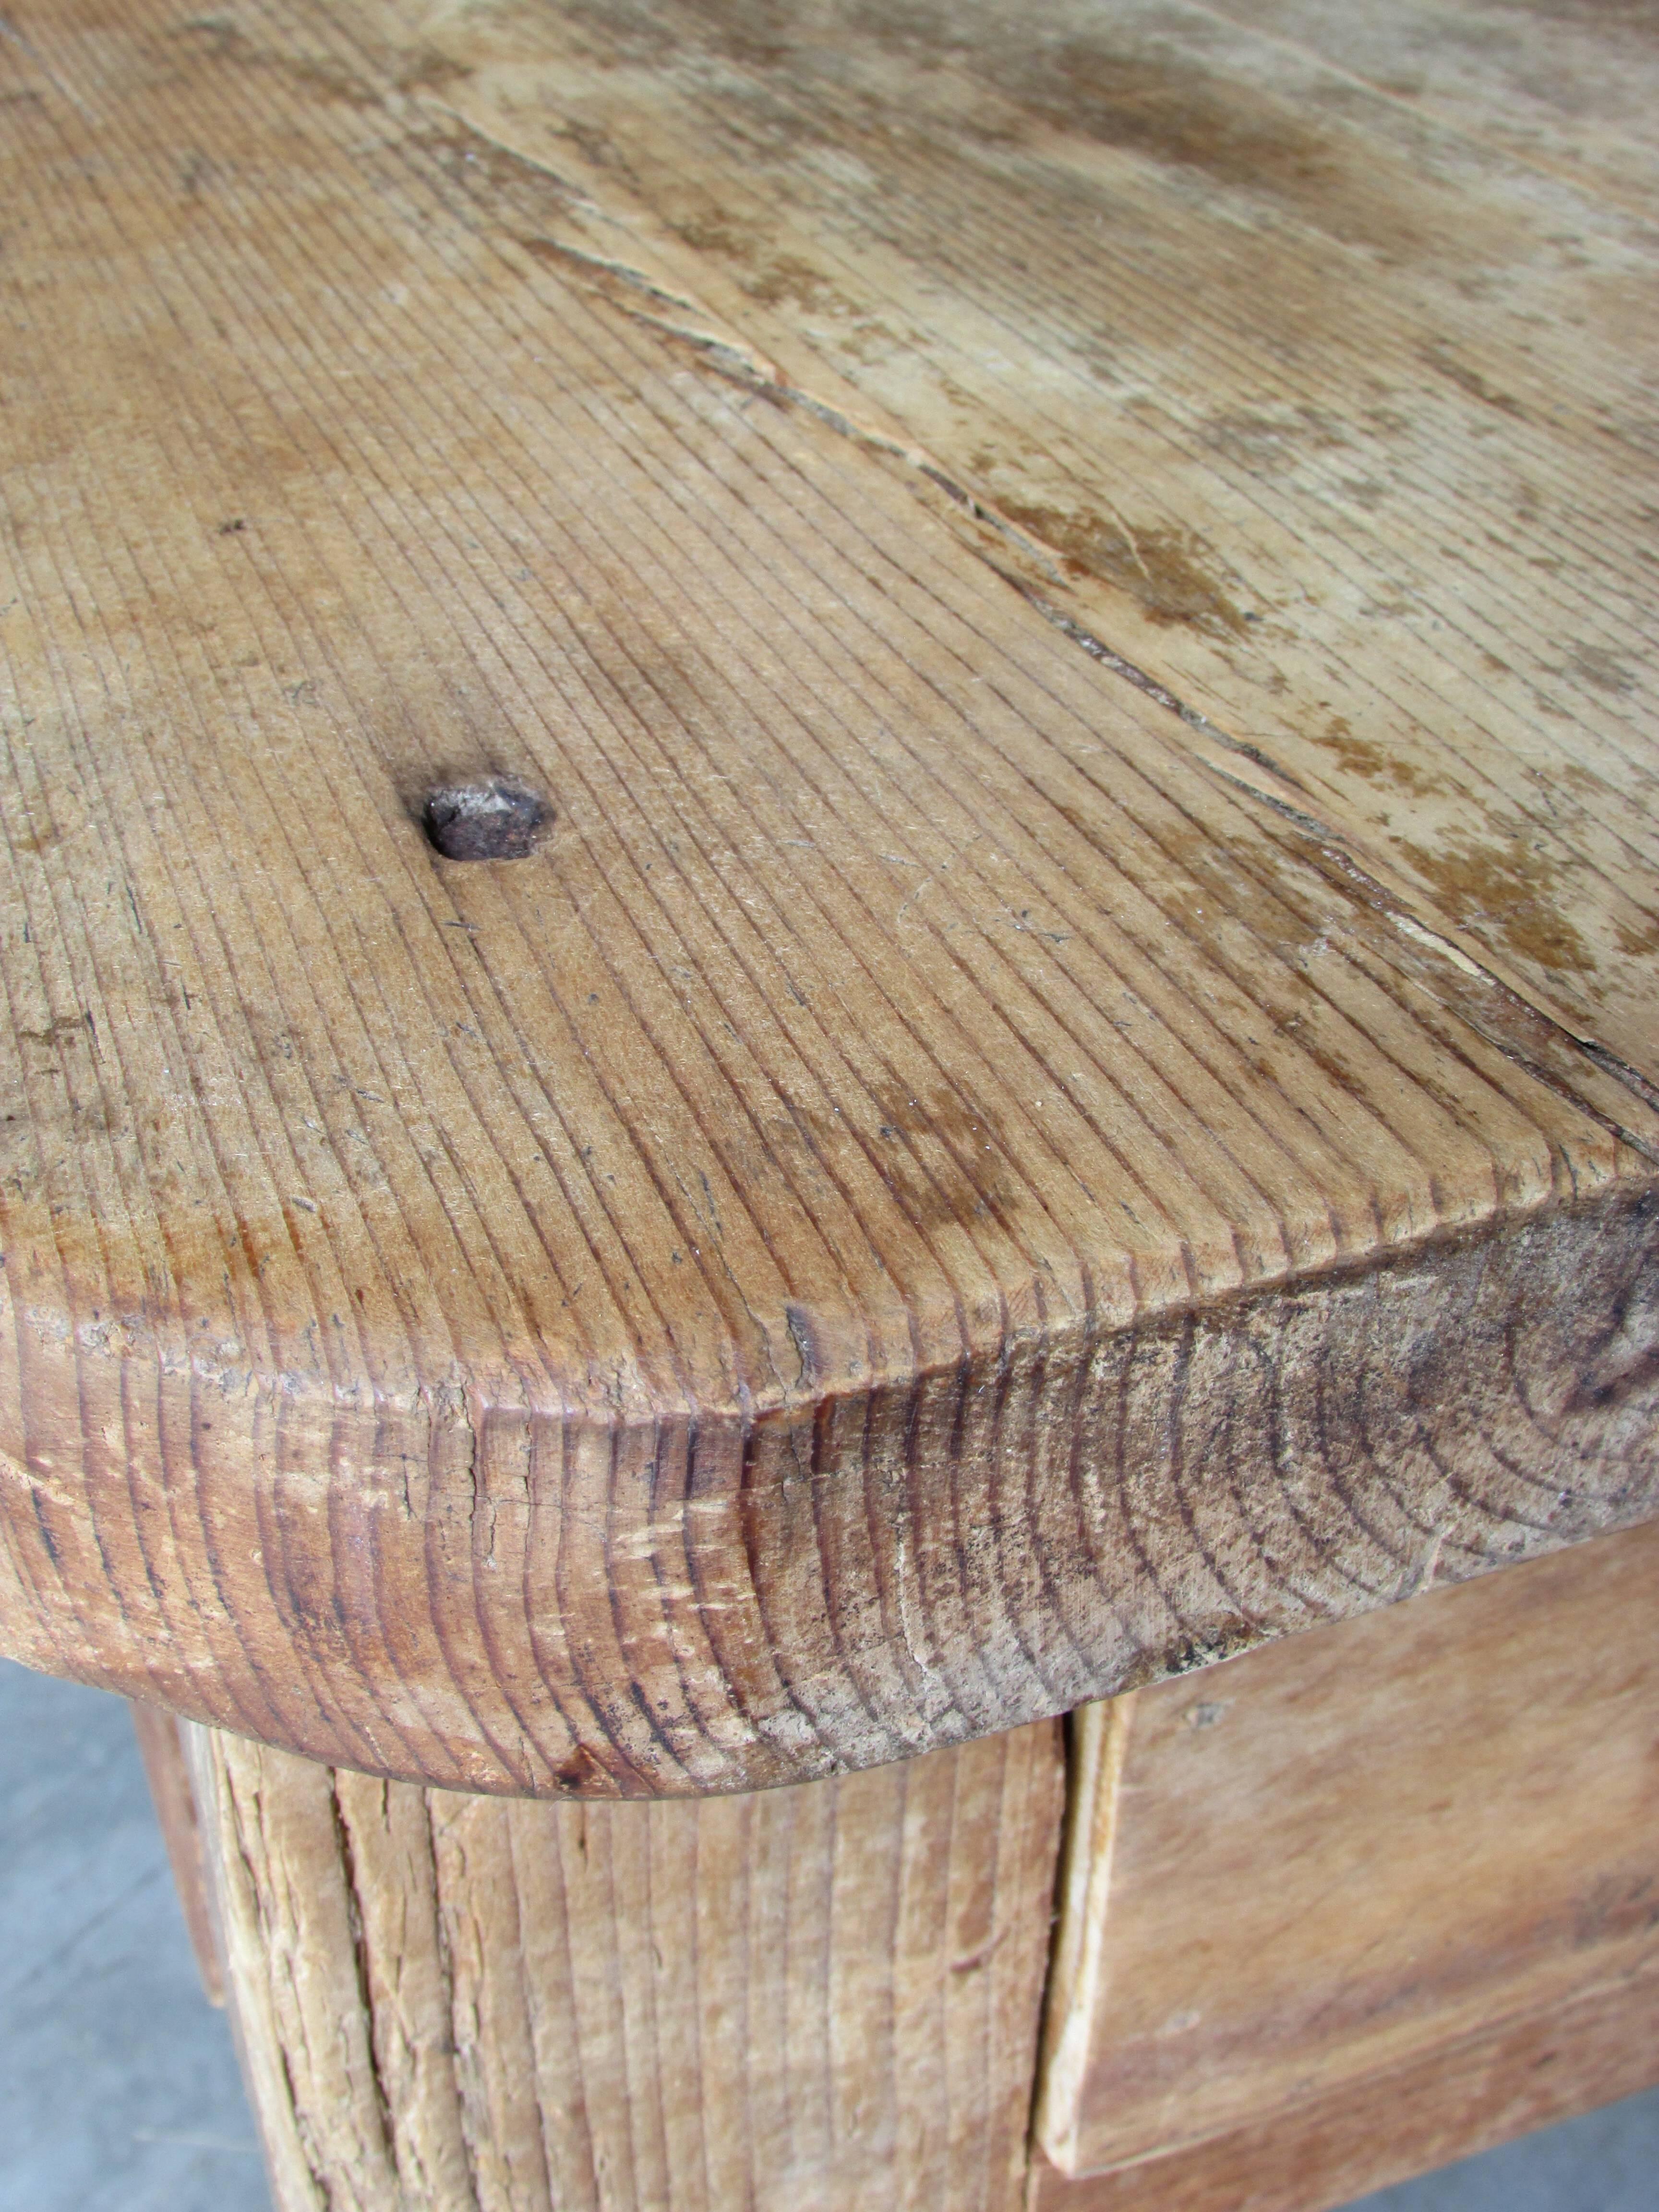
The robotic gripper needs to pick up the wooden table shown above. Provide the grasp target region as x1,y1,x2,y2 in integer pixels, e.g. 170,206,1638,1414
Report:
4,2,1657,2206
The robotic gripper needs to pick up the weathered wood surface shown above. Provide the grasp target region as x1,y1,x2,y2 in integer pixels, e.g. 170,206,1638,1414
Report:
363,0,1659,1071
1211,0,1659,217
186,1714,1064,2212
1028,1966,1659,2212
129,1695,225,2004
1,0,1657,1793
1034,1516,1659,2184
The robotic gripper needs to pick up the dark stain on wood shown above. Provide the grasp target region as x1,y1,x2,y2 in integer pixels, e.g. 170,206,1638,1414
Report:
997,499,1248,636
1310,717,1444,796
1400,832,1598,976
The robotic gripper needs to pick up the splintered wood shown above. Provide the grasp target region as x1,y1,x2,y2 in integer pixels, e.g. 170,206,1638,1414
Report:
186,1717,1064,2212
1,0,1657,1798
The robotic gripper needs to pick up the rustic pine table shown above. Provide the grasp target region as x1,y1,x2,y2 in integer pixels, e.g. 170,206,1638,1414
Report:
4,3,1658,2208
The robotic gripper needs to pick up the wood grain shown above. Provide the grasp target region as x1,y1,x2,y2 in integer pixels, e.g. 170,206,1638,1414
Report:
1034,1516,1659,2180
1028,1965,1659,2212
185,1714,1065,2212
1210,0,1659,217
369,0,1659,1071
1,0,1657,1793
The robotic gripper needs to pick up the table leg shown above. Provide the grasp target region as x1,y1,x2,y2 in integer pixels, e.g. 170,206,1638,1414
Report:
127,1699,224,2007
180,1721,1066,2212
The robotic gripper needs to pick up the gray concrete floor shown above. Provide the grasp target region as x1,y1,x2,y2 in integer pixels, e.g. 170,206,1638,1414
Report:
0,1660,266,2212
2,1657,1654,2212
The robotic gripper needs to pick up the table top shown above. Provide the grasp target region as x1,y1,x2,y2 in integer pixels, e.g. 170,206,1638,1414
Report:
2,0,1656,1795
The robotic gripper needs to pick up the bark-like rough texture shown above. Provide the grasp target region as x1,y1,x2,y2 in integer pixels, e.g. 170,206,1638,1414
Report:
187,1719,1065,2212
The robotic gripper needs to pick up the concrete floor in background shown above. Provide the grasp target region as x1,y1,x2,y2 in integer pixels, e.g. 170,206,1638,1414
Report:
2,1658,1655,2212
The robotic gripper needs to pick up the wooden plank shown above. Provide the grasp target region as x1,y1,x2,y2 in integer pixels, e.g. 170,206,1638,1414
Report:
360,0,1659,1073
1034,1516,1659,2181
1028,1965,1659,2212
1208,0,1659,217
0,0,1657,1795
127,1696,225,2005
184,1715,1066,2212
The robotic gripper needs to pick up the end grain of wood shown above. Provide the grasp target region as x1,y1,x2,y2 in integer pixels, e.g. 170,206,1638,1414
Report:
0,0,1656,1794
